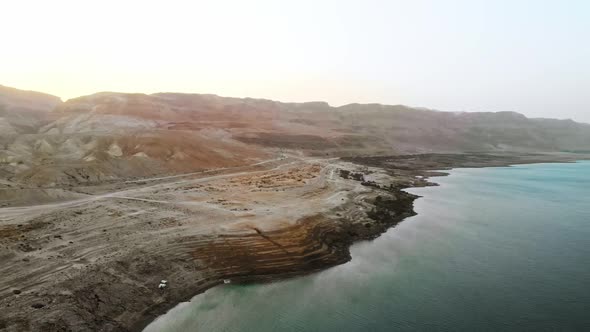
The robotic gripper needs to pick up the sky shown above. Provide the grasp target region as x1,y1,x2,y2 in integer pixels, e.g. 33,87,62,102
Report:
2,0,589,122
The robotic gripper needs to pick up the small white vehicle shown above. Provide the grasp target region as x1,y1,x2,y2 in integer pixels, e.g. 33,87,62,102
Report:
158,279,168,289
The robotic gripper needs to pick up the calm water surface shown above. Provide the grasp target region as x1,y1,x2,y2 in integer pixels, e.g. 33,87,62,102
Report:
146,161,590,332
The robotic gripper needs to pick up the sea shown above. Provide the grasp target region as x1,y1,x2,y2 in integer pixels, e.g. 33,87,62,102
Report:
145,161,590,332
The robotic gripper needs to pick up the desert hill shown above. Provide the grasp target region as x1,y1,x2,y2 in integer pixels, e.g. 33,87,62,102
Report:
0,85,62,136
1,85,589,186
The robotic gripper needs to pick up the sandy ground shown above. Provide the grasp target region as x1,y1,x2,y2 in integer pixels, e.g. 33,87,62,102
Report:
1,155,397,331
0,152,587,331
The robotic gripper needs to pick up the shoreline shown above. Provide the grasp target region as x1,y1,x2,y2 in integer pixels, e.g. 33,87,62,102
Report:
1,153,588,332
136,153,589,332
133,190,419,331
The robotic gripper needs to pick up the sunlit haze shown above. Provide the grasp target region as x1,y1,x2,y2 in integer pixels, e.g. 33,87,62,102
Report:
2,0,589,122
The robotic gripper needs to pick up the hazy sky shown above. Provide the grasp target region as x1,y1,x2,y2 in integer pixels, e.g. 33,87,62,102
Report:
2,0,589,122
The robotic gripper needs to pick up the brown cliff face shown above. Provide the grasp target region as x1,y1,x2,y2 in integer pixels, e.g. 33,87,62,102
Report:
191,215,352,281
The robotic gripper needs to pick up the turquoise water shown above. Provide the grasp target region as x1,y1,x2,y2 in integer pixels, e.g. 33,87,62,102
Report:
145,161,590,332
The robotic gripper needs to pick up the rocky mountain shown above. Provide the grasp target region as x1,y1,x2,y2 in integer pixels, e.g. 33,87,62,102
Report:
1,85,589,186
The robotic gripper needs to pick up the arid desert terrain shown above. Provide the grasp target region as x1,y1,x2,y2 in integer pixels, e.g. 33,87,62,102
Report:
1,85,589,331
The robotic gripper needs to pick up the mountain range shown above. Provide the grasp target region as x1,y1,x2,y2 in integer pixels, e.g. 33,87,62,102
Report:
1,84,589,187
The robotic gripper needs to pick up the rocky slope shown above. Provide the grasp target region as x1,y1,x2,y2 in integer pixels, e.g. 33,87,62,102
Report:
1,85,590,190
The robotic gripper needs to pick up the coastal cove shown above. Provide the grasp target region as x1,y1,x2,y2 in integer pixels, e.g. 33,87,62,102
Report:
145,161,590,332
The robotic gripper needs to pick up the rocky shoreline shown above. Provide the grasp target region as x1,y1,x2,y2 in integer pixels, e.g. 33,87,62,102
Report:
136,153,588,332
133,170,421,332
1,153,587,332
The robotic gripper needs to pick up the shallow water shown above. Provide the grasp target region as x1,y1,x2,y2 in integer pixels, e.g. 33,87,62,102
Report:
145,161,590,332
